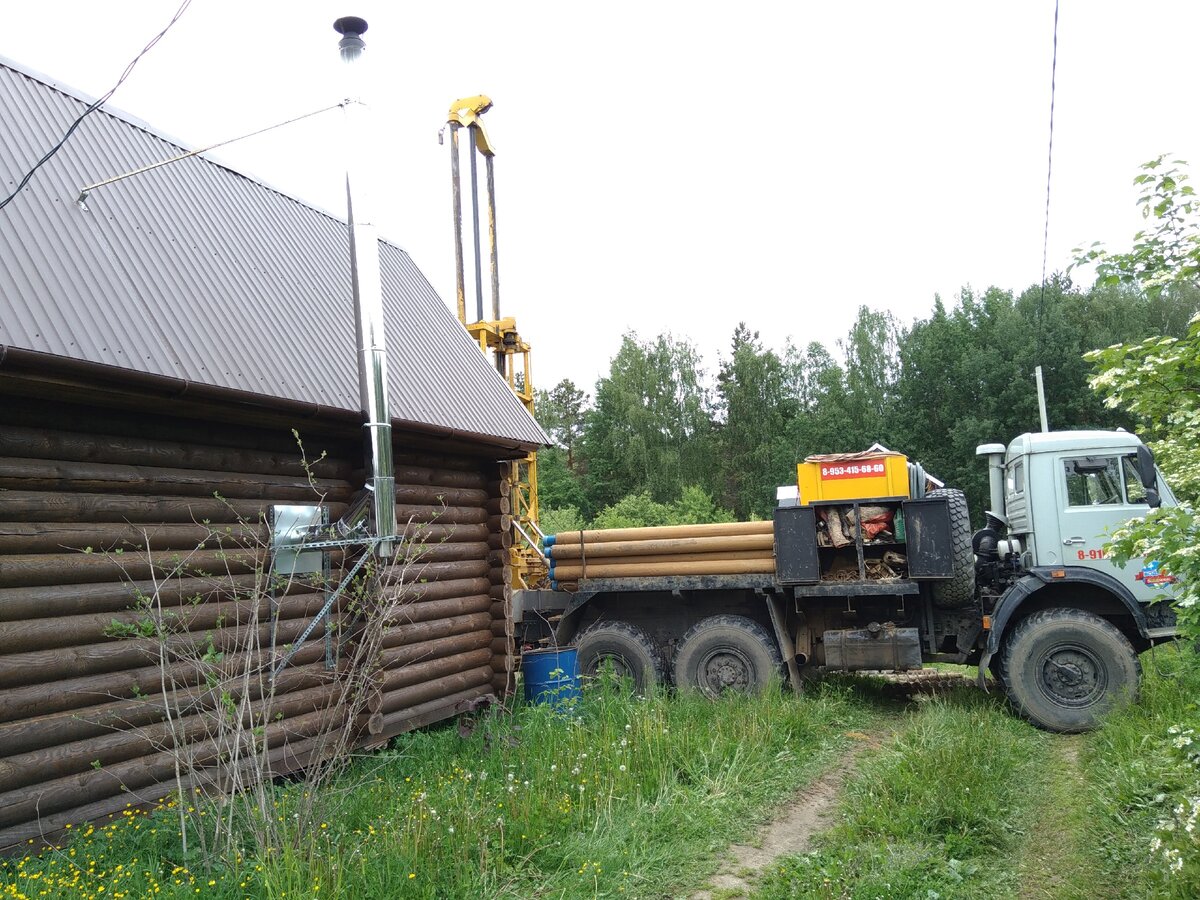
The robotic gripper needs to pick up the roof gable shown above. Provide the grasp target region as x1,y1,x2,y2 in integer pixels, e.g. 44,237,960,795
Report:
0,59,547,449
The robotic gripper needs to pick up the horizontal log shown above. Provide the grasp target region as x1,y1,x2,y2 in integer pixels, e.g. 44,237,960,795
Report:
0,490,333,525
489,601,508,620
394,503,488,526
548,520,774,545
388,559,490,584
0,679,343,793
490,619,509,638
487,514,512,532
377,665,493,716
0,587,339,654
408,541,490,564
547,533,775,559
0,608,328,690
485,496,511,516
0,425,356,480
0,572,315,622
490,637,510,657
380,577,491,606
378,629,493,671
487,530,513,551
0,656,330,757
0,717,346,853
491,672,511,694
391,465,487,490
378,647,493,694
0,703,342,830
550,559,778,581
361,683,494,750
378,611,493,651
0,547,269,588
0,398,359,458
488,565,511,585
382,593,493,629
0,521,268,555
392,451,487,473
486,479,512,498
393,484,488,507
0,634,328,723
0,457,352,501
396,523,489,544
488,583,507,602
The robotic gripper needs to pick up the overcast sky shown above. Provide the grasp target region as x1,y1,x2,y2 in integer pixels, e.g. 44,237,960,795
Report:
5,1,1199,395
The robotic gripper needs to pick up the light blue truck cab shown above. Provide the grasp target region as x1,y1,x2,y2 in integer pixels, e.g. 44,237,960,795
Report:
974,430,1180,731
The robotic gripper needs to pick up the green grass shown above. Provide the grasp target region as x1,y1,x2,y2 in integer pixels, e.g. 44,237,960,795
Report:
754,688,1048,900
1,680,876,899
1070,643,1200,898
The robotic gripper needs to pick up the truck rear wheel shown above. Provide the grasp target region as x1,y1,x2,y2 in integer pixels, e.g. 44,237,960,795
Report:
927,488,975,609
576,621,664,692
1000,607,1140,733
673,615,782,698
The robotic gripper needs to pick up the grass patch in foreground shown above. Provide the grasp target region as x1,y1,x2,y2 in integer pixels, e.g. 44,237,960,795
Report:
1075,643,1200,898
1,681,874,899
756,688,1047,900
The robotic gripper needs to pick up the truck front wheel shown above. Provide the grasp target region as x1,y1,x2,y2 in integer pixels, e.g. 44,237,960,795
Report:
1000,607,1140,733
576,621,665,692
674,615,782,698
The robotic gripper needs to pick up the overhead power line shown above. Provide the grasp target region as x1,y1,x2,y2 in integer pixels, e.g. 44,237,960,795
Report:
1036,0,1061,336
0,0,194,213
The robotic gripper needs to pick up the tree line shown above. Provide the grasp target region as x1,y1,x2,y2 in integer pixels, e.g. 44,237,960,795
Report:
534,277,1198,534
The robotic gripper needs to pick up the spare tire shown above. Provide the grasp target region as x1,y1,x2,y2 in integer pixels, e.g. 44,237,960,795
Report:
927,488,975,608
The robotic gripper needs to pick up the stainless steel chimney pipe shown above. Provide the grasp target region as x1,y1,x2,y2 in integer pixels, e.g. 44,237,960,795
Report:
334,16,395,557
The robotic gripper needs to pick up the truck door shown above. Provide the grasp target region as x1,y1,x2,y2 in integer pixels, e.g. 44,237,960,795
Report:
1053,453,1174,603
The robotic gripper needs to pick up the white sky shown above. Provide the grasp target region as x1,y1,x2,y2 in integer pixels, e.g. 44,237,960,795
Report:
5,1,1199,395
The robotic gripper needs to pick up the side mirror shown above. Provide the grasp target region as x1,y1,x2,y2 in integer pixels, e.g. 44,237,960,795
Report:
1146,487,1162,509
1137,445,1157,490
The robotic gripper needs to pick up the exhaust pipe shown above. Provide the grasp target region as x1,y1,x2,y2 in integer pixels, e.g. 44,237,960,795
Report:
334,15,395,557
976,443,1007,520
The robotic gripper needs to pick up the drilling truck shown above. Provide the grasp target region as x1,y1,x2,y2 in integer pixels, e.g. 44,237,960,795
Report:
514,430,1181,732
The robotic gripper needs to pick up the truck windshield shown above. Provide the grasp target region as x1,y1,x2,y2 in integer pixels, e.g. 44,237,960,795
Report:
1064,457,1124,506
1121,455,1148,504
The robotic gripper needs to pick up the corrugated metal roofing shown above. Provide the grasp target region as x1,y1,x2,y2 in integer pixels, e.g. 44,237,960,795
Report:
0,58,548,449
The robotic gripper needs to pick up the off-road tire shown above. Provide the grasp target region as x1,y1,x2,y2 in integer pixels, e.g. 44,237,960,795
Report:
927,488,975,609
576,621,664,692
673,615,783,698
1000,607,1140,733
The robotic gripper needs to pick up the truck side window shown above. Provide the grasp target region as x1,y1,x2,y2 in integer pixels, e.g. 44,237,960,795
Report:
1121,455,1148,504
1007,460,1024,495
1064,457,1123,506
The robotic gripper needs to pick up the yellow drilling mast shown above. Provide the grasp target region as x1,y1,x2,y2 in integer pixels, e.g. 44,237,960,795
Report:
441,96,548,591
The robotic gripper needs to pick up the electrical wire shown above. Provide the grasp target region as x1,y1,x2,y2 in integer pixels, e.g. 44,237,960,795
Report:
1035,0,1061,339
0,0,193,213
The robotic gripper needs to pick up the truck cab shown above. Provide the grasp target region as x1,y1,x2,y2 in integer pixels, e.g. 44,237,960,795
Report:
972,430,1179,730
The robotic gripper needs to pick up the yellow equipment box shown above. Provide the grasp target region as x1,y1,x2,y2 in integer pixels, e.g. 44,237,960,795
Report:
797,451,910,505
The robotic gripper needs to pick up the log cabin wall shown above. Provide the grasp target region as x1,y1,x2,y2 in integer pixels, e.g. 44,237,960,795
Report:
0,392,514,850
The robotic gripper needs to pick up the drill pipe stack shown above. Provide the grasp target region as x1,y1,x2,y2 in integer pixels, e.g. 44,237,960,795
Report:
544,521,775,588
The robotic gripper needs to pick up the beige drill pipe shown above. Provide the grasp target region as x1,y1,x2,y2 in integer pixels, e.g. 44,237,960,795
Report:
548,520,773,546
548,533,773,559
548,558,777,581
555,549,772,566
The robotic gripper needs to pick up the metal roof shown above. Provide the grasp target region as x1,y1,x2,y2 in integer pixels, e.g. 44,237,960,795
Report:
0,58,547,450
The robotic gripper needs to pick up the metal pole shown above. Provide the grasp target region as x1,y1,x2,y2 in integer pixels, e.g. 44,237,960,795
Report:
334,15,395,558
485,152,504,373
449,123,467,324
1034,365,1050,433
468,124,484,323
